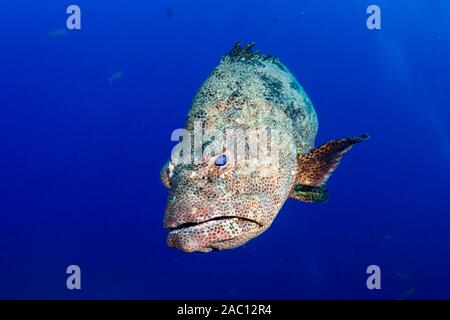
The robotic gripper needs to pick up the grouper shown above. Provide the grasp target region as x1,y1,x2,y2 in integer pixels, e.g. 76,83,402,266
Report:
161,42,368,253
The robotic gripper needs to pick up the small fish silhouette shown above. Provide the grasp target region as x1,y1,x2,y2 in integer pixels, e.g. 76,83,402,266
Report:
166,8,173,19
48,28,69,37
108,71,123,85
395,272,410,280
397,288,415,300
271,30,284,37
384,234,395,241
269,16,281,22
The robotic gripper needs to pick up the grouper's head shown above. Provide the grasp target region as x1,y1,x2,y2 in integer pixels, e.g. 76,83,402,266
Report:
160,129,296,253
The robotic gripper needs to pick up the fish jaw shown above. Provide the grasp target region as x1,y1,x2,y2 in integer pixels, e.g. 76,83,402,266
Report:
166,217,262,253
162,184,271,253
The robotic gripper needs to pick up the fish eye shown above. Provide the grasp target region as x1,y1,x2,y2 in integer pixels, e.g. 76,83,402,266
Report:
214,154,227,167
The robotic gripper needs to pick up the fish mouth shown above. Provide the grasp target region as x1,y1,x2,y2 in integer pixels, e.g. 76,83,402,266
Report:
166,216,263,253
167,216,261,232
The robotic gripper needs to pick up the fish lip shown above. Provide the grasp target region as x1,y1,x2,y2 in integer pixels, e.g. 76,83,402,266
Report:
166,217,264,253
166,216,263,233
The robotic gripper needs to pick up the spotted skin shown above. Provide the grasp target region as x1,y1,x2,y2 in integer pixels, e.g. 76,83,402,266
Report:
161,43,367,253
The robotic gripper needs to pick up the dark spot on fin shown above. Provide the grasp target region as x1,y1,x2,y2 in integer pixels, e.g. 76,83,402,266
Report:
291,184,328,203
289,134,369,203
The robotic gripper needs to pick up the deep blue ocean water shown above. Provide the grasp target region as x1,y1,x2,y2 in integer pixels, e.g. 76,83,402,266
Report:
1,0,449,299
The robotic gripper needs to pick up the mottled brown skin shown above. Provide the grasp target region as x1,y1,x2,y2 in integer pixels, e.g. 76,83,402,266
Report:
161,43,367,253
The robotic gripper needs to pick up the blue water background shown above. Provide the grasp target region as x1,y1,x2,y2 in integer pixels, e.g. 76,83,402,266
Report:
1,0,449,299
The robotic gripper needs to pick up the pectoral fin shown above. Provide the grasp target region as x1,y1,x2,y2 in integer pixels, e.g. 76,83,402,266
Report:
290,134,368,203
290,184,328,203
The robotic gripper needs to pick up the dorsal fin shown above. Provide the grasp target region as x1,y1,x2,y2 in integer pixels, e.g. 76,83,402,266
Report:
221,41,279,65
